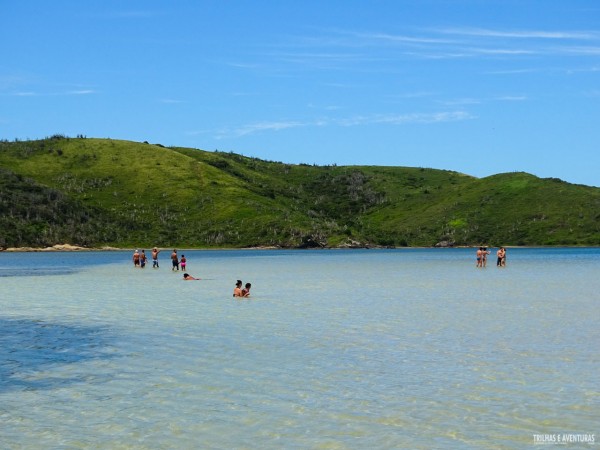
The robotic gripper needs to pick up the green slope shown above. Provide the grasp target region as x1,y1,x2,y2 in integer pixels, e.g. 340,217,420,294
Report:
0,136,598,248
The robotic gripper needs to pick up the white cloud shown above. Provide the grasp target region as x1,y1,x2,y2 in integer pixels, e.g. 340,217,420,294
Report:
469,48,535,55
433,27,598,40
495,95,527,102
67,90,96,95
216,120,307,139
555,45,600,55
369,111,475,125
11,91,36,96
5,89,96,97
216,110,475,138
439,98,482,106
354,31,455,45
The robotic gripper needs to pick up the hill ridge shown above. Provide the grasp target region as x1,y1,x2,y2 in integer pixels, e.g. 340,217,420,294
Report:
1,136,598,248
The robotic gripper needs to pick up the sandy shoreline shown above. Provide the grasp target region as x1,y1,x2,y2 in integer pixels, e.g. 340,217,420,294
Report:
1,244,122,252
0,244,287,252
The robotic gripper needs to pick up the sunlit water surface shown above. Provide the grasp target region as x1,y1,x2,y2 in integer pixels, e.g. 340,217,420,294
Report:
1,248,598,449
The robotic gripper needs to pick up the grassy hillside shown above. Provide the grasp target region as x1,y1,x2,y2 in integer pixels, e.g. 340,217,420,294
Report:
0,136,598,248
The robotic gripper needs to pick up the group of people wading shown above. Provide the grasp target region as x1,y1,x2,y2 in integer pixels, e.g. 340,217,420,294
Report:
132,248,161,269
132,248,186,271
132,248,252,297
476,246,507,268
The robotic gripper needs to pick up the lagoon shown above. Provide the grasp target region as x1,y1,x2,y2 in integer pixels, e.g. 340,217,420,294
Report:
1,248,598,449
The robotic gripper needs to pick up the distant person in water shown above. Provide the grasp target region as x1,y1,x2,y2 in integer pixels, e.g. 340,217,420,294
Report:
180,254,187,271
140,250,147,268
233,280,243,297
133,249,140,267
152,248,161,268
476,247,483,268
482,247,490,268
497,247,505,267
183,273,198,280
171,249,179,271
242,282,251,297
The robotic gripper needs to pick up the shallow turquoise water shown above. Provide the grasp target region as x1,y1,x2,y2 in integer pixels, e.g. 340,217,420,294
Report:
0,248,598,449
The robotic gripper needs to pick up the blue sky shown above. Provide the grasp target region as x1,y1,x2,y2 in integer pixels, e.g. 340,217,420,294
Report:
2,1,599,187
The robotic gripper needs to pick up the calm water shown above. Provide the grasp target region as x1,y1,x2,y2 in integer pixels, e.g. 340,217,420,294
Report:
0,248,598,449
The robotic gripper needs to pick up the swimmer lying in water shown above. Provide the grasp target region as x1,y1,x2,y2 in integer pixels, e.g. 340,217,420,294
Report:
183,273,199,280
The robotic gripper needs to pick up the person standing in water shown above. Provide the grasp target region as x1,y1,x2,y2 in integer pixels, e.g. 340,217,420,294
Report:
482,247,491,268
171,249,179,271
233,280,243,297
496,247,505,267
180,254,187,272
140,250,147,268
133,249,140,267
152,248,161,268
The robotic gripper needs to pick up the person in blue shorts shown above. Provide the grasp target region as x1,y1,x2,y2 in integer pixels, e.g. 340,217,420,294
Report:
152,247,161,268
171,249,179,271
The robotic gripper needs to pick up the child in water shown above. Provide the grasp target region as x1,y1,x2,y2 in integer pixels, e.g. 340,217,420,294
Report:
242,282,251,297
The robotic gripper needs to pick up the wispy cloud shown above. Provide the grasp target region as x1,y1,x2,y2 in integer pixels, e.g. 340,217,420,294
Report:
227,62,263,70
555,45,600,55
67,90,96,95
216,120,308,139
4,89,97,97
440,95,527,106
214,110,474,139
83,10,160,19
354,31,455,45
438,98,482,106
484,68,539,75
307,103,342,111
259,25,600,68
469,48,535,55
494,95,527,102
433,27,599,40
338,111,474,126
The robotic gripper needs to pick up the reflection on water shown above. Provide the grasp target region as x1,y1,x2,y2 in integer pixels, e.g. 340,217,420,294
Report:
0,248,598,449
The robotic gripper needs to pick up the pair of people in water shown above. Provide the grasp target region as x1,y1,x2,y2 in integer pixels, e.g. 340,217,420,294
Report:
132,249,148,268
496,247,507,267
233,280,251,298
170,249,186,271
183,277,252,299
476,247,490,268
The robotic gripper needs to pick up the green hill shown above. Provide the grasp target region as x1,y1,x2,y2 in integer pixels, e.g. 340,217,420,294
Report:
1,136,598,249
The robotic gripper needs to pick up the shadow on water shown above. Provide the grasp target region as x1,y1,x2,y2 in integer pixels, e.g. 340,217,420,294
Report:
0,317,118,393
0,267,78,277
